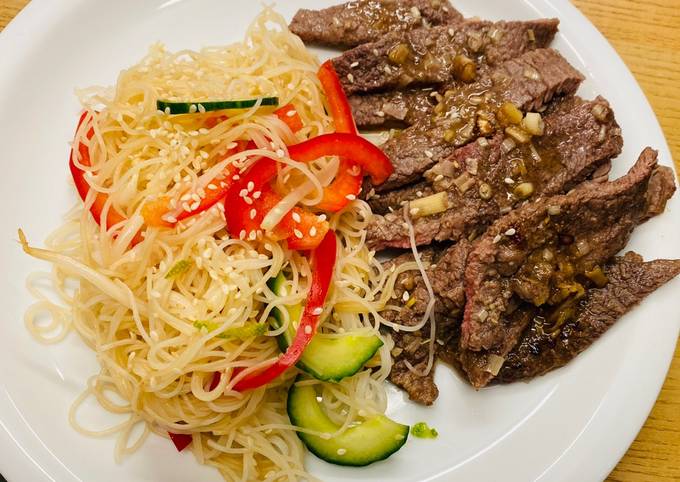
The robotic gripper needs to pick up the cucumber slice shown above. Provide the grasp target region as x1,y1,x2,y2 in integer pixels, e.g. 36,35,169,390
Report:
157,97,279,114
267,273,383,382
287,381,409,466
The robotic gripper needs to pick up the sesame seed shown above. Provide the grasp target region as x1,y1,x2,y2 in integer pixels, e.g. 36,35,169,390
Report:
309,226,317,237
197,104,206,114
346,194,356,200
347,73,354,83
239,230,246,240
504,177,515,185
317,214,327,222
373,48,379,56
448,27,455,36
189,104,197,113
294,229,303,239
232,175,240,181
247,181,255,192
383,65,391,74
180,193,192,202
286,110,296,117
337,448,347,456
424,150,434,158
505,228,516,236
304,325,313,334
191,193,201,202
239,189,249,198
252,191,261,199
493,234,502,243
249,209,257,219
248,230,257,240
350,61,359,68
243,197,253,205
312,307,323,315
434,174,444,182
416,191,423,197
292,212,301,223
207,183,218,190
182,201,191,212
190,201,200,211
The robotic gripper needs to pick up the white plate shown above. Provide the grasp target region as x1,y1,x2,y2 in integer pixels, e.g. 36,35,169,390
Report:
0,1,678,481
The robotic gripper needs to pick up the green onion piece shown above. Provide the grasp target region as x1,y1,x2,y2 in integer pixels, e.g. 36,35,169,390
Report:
165,259,192,279
411,422,438,439
193,320,267,340
157,97,279,115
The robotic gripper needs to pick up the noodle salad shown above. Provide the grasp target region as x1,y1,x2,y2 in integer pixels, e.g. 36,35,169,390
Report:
19,7,430,482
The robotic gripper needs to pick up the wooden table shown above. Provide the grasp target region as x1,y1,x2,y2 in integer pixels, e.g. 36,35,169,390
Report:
1,1,679,480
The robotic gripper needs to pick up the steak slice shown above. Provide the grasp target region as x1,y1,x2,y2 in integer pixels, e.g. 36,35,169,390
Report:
350,88,439,129
372,49,584,192
491,252,680,383
382,241,471,404
333,19,559,95
367,96,622,250
289,0,463,49
460,148,676,387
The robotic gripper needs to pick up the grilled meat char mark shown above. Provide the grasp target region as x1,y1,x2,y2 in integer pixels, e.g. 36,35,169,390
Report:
381,242,471,404
373,48,584,193
290,0,463,49
460,148,676,388
493,252,680,383
333,18,559,95
367,95,622,250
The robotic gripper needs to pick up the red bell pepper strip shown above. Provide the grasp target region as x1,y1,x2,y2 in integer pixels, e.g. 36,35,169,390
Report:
286,208,330,250
317,61,368,211
224,158,329,248
288,133,393,185
274,104,303,133
233,230,337,391
318,61,357,135
224,158,279,240
168,432,192,452
315,161,364,212
142,140,251,228
69,112,143,244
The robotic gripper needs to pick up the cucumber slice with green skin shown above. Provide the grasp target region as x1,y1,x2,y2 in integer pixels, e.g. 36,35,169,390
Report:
157,97,279,114
267,273,384,382
287,381,409,466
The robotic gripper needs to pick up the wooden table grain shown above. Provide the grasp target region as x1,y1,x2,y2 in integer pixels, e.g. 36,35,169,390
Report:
1,1,679,480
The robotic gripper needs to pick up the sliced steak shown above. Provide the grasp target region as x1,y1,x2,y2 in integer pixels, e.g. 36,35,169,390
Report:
460,148,676,388
491,252,680,383
382,242,471,404
350,88,439,129
290,0,463,49
372,49,584,192
367,96,622,250
367,181,434,214
334,19,559,95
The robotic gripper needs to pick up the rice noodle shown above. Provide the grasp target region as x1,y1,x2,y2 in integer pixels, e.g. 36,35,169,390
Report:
401,205,437,377
20,8,415,481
